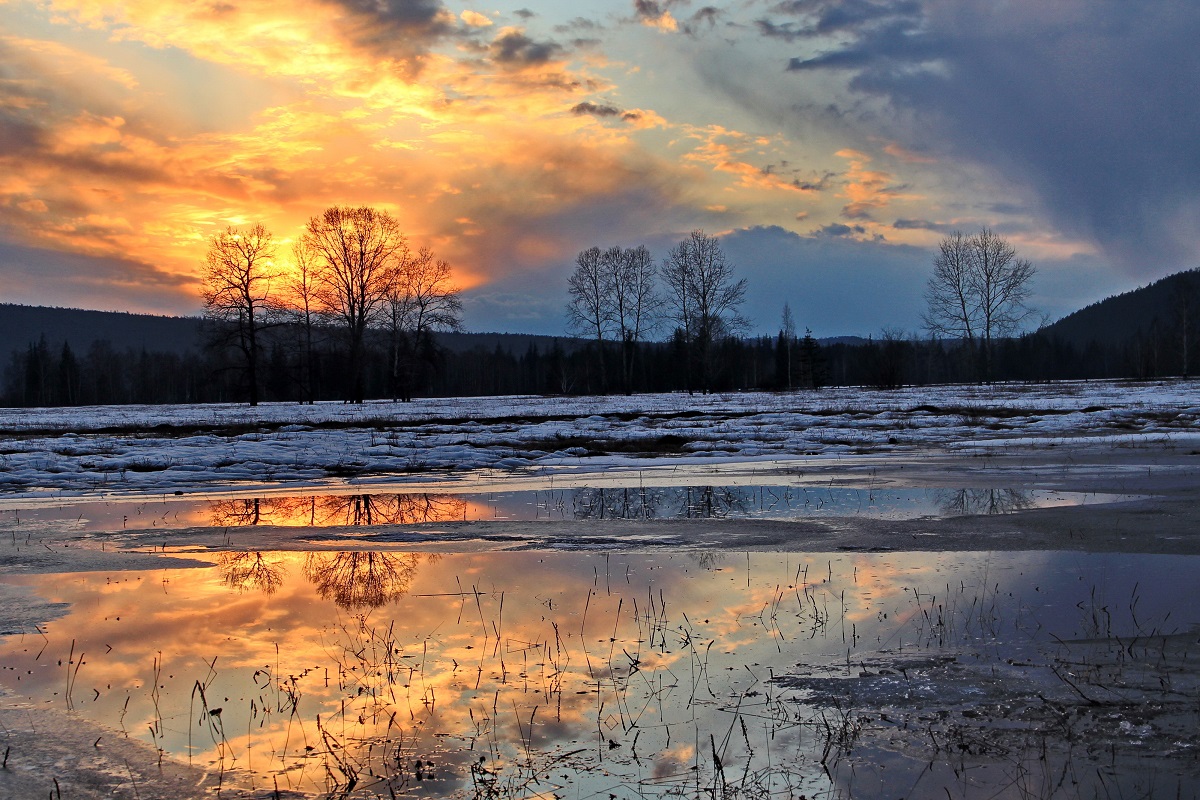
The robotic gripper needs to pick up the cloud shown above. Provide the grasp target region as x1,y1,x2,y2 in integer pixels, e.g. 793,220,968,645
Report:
755,19,806,42
633,0,679,32
814,222,865,237
836,148,913,220
489,28,564,68
720,225,926,336
570,102,665,129
571,102,623,118
892,218,952,233
779,0,1200,274
0,241,197,314
460,9,493,27
325,0,456,64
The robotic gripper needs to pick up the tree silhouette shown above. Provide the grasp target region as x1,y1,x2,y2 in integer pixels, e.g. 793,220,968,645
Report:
386,247,463,401
303,207,407,403
219,551,285,595
201,223,280,406
662,230,747,393
924,228,1036,381
303,551,422,609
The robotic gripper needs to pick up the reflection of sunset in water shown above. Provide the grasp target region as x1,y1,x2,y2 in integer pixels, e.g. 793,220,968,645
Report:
0,485,1135,537
208,494,472,527
1,550,1195,797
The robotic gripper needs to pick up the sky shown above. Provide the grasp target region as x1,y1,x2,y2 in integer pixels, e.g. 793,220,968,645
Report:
0,0,1197,337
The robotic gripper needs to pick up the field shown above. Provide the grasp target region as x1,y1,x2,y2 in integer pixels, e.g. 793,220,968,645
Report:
1,380,1200,798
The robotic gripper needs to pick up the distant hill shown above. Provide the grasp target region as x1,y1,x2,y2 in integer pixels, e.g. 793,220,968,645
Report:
1042,269,1200,349
0,303,1011,356
0,303,589,356
0,304,205,354
433,331,586,355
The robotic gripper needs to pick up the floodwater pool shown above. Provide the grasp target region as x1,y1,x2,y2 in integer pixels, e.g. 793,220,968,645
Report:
2,548,1197,798
0,483,1135,535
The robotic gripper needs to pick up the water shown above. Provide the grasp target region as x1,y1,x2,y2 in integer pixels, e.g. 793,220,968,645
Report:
2,549,1197,797
0,484,1133,533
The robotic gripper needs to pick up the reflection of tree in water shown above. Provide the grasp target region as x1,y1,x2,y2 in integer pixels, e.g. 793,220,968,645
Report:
218,551,285,595
303,552,429,610
689,551,726,569
936,488,1035,516
210,498,270,526
571,486,752,520
209,494,468,527
315,494,468,526
678,486,749,519
572,487,657,520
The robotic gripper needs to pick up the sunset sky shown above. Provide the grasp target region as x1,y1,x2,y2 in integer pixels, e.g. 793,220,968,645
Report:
1,0,1196,336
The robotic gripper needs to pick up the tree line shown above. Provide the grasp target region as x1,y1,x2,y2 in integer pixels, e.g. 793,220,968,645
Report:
3,222,1196,408
6,315,1196,409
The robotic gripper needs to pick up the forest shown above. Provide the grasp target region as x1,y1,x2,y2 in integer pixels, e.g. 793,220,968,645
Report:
2,306,1194,408
2,211,1196,410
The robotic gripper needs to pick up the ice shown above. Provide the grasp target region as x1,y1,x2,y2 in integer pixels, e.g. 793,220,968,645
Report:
0,378,1195,498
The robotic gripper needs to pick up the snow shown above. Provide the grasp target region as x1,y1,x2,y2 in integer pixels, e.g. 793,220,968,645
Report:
0,379,1196,499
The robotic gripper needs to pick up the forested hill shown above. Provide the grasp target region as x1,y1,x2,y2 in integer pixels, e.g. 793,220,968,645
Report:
0,304,204,353
0,303,585,355
1043,268,1199,348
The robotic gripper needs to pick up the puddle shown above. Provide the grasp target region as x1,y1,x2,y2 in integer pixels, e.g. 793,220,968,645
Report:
0,485,1134,533
1,550,1198,797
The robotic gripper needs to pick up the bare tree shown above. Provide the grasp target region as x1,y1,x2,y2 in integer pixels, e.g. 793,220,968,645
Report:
662,230,747,393
923,227,1036,381
303,206,406,403
566,246,610,391
287,239,321,403
922,231,976,343
385,246,463,401
778,302,796,390
606,245,660,394
201,223,279,406
565,244,660,394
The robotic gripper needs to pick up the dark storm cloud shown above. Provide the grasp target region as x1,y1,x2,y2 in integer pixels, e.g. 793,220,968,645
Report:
764,0,919,38
489,29,564,68
781,0,1200,273
569,102,644,125
815,222,865,237
684,6,723,33
325,0,454,63
632,0,687,28
756,19,805,42
571,102,623,118
633,0,665,22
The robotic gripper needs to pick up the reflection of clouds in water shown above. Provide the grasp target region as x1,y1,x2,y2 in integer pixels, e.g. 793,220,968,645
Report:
7,550,1194,797
303,552,429,610
935,488,1034,516
217,551,285,595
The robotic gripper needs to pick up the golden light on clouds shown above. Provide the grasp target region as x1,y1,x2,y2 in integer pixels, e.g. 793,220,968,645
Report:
0,0,1114,329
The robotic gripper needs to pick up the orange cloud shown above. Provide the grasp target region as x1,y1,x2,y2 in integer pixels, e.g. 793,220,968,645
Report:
0,4,718,308
836,148,919,223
